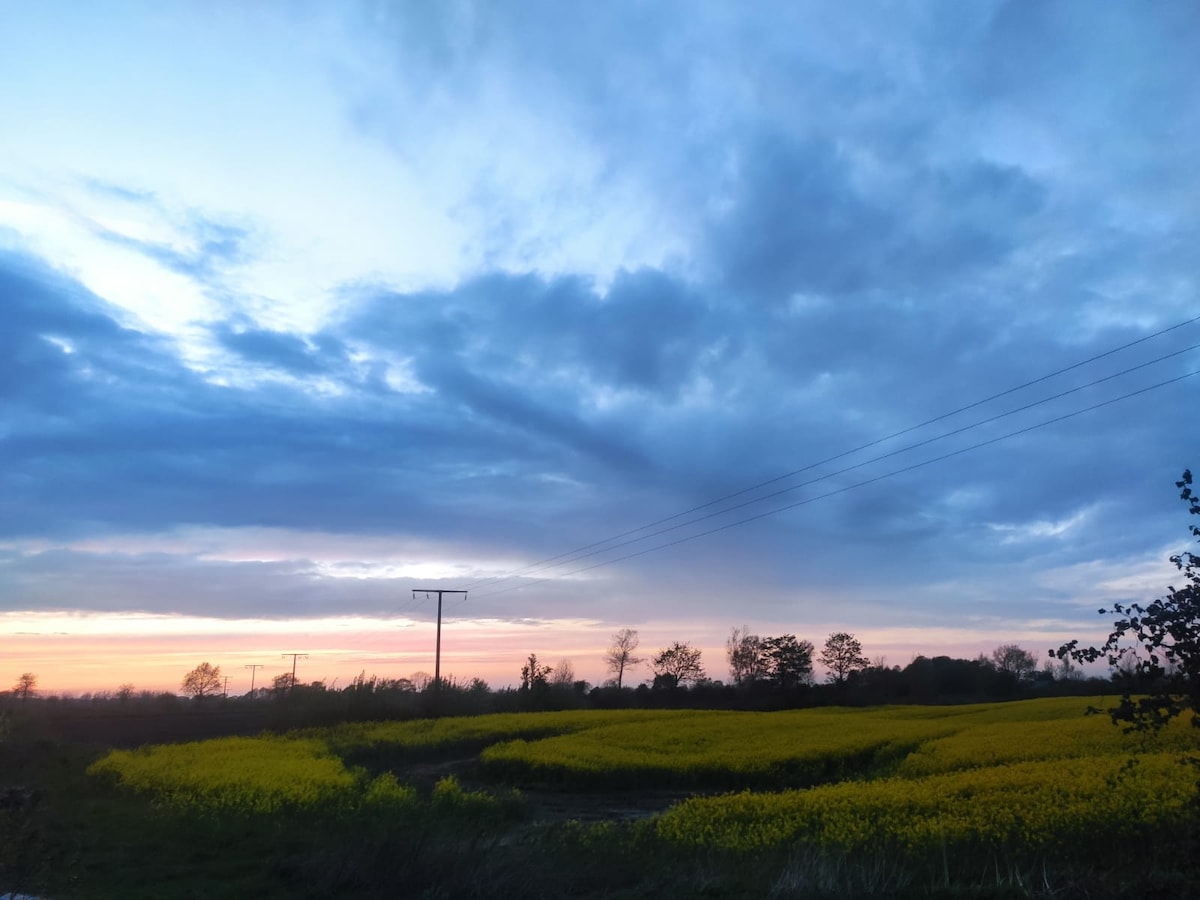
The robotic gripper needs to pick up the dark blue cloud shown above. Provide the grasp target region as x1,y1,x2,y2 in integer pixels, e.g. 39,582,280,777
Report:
0,252,668,553
413,356,650,473
215,323,332,374
579,269,714,394
714,137,894,300
0,252,417,538
343,269,722,401
710,135,1045,305
0,251,180,411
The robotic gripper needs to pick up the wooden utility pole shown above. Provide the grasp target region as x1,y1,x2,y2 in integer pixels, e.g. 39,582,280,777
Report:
412,589,467,710
221,675,231,698
281,653,308,693
244,663,264,696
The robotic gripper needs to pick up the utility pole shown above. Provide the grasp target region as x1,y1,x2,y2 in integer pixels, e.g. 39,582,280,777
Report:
412,589,467,711
221,675,231,699
245,663,264,697
281,653,308,694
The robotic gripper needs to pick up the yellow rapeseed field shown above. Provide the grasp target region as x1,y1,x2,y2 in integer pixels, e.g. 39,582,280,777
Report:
88,696,1199,860
88,735,365,814
480,709,961,787
655,752,1196,855
650,699,1198,855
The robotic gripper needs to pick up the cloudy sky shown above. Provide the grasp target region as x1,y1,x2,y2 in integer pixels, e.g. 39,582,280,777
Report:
2,1,1198,694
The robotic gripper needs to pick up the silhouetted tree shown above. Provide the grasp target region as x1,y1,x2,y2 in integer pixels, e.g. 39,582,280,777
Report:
181,663,222,699
820,632,869,685
519,654,552,692
604,628,643,688
762,634,814,688
271,672,295,696
1056,469,1200,733
902,655,1007,700
652,641,705,688
12,673,36,701
991,644,1038,681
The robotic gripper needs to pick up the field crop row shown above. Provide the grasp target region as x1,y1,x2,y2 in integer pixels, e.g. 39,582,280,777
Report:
88,736,362,814
655,752,1196,856
87,735,521,821
477,698,1196,789
897,710,1197,776
479,709,961,788
315,707,695,758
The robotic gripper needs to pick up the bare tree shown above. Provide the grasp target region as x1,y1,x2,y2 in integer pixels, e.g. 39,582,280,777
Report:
409,671,433,692
12,672,37,701
991,644,1038,681
180,662,222,699
1110,649,1143,685
819,632,869,685
726,626,768,685
604,627,643,688
550,658,576,690
652,641,706,688
1043,657,1083,681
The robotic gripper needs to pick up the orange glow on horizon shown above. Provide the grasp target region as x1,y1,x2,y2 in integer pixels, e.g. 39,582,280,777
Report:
2,610,1107,696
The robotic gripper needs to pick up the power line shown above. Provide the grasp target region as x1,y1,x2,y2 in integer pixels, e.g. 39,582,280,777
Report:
468,367,1199,600
459,335,1200,594
470,343,1199,586
527,343,1200,574
457,314,1200,592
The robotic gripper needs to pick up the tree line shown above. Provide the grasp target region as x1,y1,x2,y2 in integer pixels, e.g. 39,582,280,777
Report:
4,634,1088,716
0,630,1099,714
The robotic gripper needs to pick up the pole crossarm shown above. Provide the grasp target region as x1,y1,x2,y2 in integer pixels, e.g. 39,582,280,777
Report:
244,664,264,695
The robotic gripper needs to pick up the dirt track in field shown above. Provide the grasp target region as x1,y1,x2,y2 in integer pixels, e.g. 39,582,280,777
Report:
401,756,689,823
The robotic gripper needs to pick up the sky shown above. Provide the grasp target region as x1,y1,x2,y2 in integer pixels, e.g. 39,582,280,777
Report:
2,1,1198,695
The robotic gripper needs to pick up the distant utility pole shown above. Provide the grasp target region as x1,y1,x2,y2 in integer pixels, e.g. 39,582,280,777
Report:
221,675,231,699
245,664,264,696
412,589,467,708
281,653,309,693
